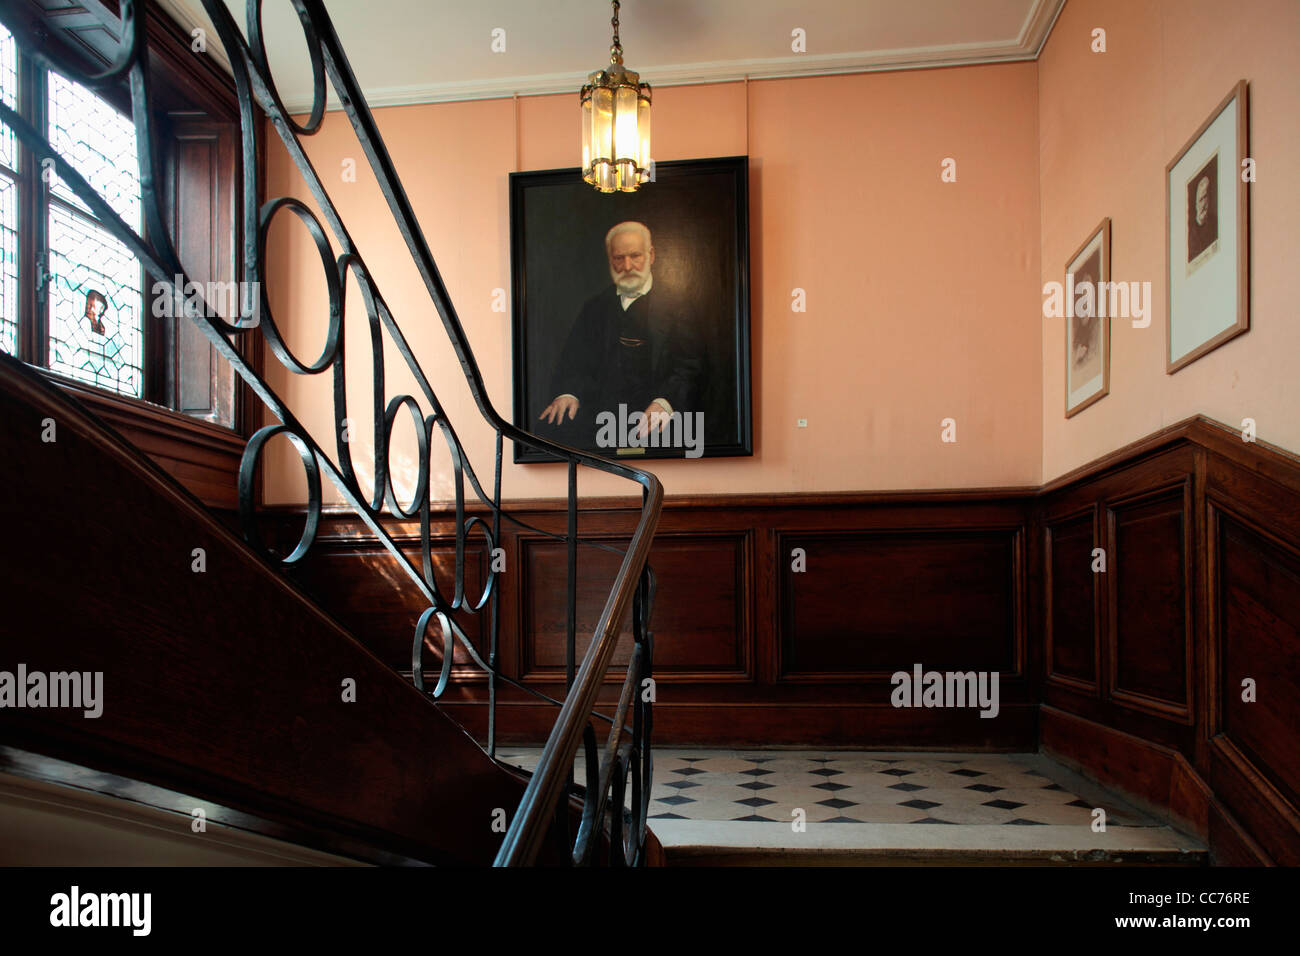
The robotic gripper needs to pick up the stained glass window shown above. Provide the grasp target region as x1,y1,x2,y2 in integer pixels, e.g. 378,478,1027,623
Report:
1,22,18,357
1,18,238,430
44,70,143,396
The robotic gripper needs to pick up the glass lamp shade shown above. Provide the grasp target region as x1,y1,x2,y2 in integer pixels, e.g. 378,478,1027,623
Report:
581,65,651,193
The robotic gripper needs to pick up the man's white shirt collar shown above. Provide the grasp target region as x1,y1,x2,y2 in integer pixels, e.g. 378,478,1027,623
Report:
618,273,652,310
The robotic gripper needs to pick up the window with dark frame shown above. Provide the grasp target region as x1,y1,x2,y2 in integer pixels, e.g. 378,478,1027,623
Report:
0,18,241,431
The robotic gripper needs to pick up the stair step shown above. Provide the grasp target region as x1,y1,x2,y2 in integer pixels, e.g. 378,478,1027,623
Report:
652,820,1206,866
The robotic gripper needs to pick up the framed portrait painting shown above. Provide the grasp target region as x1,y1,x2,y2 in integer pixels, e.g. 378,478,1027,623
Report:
509,156,752,463
1166,80,1249,373
1064,218,1111,418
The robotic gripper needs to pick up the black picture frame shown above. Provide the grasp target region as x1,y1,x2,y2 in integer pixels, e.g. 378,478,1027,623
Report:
509,156,752,464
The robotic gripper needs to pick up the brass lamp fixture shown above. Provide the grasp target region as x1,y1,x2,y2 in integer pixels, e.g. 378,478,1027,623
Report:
580,0,651,192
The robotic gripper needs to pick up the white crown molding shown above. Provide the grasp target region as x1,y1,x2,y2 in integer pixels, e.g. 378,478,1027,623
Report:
158,0,1068,113
1024,0,1068,56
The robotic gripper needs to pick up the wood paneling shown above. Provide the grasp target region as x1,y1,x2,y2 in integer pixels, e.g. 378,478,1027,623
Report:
1214,513,1300,808
1040,419,1300,865
777,529,1019,678
1040,706,1263,865
1044,509,1098,692
520,532,750,681
276,493,1035,749
1106,483,1193,720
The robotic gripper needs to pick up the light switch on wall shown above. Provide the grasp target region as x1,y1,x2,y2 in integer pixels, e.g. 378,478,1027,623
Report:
797,419,807,428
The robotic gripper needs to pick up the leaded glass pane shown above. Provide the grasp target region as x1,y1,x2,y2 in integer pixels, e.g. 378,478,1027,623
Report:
45,68,143,396
47,70,140,227
47,202,142,396
0,23,16,172
0,173,16,355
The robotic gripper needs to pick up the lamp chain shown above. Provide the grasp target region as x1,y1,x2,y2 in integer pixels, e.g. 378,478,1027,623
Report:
610,0,623,65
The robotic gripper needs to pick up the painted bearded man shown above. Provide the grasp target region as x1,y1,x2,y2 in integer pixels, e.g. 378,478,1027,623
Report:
538,220,703,447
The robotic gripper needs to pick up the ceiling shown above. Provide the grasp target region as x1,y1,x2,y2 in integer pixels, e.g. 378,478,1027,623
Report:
163,0,1065,112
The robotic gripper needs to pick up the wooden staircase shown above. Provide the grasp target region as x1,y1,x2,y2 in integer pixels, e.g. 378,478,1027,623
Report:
0,354,568,865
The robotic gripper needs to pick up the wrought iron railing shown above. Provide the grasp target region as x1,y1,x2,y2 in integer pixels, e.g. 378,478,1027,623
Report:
0,0,660,866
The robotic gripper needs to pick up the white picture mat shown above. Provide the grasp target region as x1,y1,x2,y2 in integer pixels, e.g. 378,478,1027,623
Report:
1168,98,1239,364
1067,229,1107,408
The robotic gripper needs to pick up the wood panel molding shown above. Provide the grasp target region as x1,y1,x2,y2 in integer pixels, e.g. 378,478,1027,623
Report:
1043,505,1100,695
1104,479,1194,723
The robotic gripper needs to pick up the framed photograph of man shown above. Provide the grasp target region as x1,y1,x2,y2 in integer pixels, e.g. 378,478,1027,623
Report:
1064,218,1111,418
1166,80,1249,373
509,156,752,463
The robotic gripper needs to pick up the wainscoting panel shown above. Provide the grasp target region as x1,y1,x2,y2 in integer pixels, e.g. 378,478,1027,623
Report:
274,493,1036,750
1043,508,1098,693
777,528,1020,680
1212,513,1300,813
519,531,752,682
1106,482,1193,722
1201,445,1300,866
1040,421,1300,864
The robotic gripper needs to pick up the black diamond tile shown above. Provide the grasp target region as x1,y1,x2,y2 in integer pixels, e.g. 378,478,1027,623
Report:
912,817,955,824
736,797,776,808
740,768,773,777
746,757,775,764
1067,799,1092,808
680,757,706,763
738,781,775,791
1006,818,1046,826
657,794,697,806
950,768,985,777
965,783,1002,793
889,782,926,792
900,799,941,810
809,768,842,777
664,780,700,790
1043,783,1067,791
983,799,1025,810
882,768,914,777
1024,769,1046,776
815,798,857,810
733,814,777,822
649,812,688,819
823,815,864,823
812,782,850,792
675,767,706,776
878,759,904,763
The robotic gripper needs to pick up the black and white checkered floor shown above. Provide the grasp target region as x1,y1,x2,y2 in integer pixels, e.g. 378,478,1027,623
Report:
497,749,1150,826
495,749,1207,862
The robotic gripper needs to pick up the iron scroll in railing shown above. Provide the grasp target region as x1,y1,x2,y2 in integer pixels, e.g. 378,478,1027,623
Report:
0,0,661,867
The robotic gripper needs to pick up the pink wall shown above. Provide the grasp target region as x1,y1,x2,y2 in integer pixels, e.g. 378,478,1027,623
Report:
261,64,1043,504
1038,0,1300,480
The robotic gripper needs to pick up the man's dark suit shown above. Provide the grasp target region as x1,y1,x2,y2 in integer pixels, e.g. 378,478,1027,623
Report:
546,283,704,446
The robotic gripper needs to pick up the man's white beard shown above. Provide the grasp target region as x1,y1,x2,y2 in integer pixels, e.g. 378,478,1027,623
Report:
612,267,650,295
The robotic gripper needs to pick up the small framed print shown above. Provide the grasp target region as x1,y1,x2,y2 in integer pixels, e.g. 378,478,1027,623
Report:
1064,218,1111,418
1166,80,1249,373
